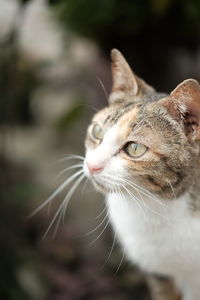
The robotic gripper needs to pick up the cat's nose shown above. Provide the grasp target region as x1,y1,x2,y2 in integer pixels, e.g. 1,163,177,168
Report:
86,161,103,174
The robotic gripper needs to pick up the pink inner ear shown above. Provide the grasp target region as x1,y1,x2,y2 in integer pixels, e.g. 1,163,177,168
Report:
159,98,182,121
185,113,198,125
187,100,200,120
170,79,200,120
184,93,200,140
184,112,198,137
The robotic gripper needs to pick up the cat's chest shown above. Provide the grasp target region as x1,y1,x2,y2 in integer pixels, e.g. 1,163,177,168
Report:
107,192,200,277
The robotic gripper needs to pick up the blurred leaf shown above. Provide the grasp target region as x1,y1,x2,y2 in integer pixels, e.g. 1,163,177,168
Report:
150,0,173,16
0,28,38,125
183,0,200,21
54,0,116,37
55,102,84,131
49,0,200,50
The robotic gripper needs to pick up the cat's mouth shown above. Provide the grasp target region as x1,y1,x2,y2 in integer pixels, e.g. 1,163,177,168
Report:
91,176,116,193
83,161,120,193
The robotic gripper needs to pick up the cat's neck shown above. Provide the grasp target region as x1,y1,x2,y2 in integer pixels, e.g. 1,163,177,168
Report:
106,190,192,228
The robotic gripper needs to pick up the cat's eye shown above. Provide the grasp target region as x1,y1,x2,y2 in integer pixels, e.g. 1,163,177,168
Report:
125,142,147,158
91,124,104,140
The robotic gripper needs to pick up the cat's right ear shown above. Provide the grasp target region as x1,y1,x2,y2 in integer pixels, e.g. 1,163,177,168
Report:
109,49,154,105
160,79,200,141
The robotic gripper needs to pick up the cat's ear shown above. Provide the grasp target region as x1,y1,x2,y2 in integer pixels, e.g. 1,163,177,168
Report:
109,49,154,105
161,79,200,141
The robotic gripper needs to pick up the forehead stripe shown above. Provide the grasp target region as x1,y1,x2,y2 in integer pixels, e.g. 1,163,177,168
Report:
109,102,136,125
104,115,111,125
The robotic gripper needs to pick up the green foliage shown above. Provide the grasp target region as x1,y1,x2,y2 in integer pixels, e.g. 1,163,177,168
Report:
150,0,173,15
50,0,200,43
51,0,148,38
0,160,43,300
57,0,115,36
55,101,84,131
0,33,37,125
49,0,200,92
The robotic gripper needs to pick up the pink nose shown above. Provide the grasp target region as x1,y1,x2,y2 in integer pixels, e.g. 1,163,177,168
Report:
86,162,103,174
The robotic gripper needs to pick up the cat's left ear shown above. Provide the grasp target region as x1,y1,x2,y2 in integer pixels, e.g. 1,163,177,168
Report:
109,49,154,105
161,79,200,141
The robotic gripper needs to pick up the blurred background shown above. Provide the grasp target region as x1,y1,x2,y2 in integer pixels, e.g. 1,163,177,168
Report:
1,0,200,299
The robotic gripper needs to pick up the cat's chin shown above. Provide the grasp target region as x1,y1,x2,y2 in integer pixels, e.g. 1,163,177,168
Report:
91,178,115,194
84,164,118,193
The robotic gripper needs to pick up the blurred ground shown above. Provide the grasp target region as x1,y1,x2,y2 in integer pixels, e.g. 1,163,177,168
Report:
1,156,151,300
0,1,151,299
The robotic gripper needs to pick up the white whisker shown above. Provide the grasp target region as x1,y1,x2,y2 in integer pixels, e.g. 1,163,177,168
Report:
108,174,165,207
81,177,89,195
124,184,166,219
55,174,85,237
101,231,117,270
60,173,85,224
83,212,109,237
124,178,164,206
104,173,167,219
43,173,85,239
83,103,98,113
89,217,110,246
57,163,83,178
54,155,84,165
167,180,176,200
95,204,108,220
28,169,84,218
114,248,125,275
121,178,169,217
97,76,108,101
104,174,147,219
120,183,148,220
117,183,129,211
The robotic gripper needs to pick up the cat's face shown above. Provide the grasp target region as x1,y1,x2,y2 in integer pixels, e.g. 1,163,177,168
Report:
84,49,200,198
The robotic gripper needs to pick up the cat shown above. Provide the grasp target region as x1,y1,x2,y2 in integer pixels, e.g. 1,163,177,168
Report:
83,49,200,300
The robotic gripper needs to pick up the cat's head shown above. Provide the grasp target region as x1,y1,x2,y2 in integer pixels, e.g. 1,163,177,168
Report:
84,49,200,198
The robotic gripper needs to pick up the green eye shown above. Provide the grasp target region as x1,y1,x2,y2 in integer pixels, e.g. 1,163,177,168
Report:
92,124,104,140
125,142,147,158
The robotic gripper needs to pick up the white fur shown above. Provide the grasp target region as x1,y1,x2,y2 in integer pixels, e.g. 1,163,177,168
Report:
85,126,120,167
84,125,127,182
107,191,200,299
